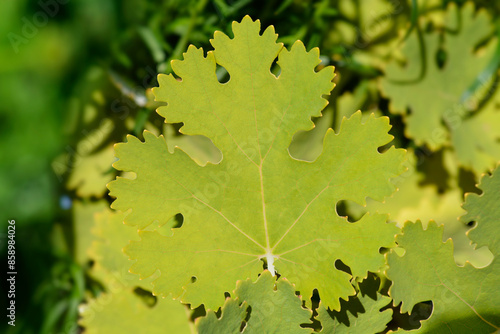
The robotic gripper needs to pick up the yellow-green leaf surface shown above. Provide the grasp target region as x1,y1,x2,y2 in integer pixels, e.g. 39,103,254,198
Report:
381,3,497,153
386,167,500,333
197,271,311,333
79,288,193,334
108,16,405,311
73,200,109,264
164,123,222,166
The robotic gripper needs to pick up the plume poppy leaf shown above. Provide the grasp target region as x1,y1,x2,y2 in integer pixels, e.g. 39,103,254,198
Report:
108,16,405,311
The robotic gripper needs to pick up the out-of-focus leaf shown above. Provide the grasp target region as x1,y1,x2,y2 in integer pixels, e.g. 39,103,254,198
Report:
381,3,497,157
79,288,192,334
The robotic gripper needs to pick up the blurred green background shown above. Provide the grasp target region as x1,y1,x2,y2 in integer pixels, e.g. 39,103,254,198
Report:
1,0,499,333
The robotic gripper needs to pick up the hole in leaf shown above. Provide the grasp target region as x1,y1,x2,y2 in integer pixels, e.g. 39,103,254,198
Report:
435,47,447,69
467,246,494,268
216,64,230,84
215,307,222,318
260,257,268,271
120,171,137,180
172,213,184,228
466,221,476,227
191,276,197,283
133,287,157,307
171,71,181,81
239,304,251,332
244,305,252,322
288,107,333,162
155,213,184,236
334,259,352,275
377,143,392,153
270,57,281,78
165,123,223,165
301,289,322,331
379,246,390,255
405,106,412,116
224,291,231,299
189,304,206,322
240,321,247,332
315,55,330,73
335,200,366,222
310,289,320,307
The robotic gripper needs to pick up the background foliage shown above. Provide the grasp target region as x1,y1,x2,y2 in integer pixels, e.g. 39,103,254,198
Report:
1,0,499,333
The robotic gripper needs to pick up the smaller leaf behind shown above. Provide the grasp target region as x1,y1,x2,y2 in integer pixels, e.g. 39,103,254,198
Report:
316,277,392,334
196,271,312,334
386,219,499,333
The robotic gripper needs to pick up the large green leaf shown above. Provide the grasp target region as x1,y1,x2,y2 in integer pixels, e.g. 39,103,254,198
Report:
108,16,405,311
386,166,500,333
